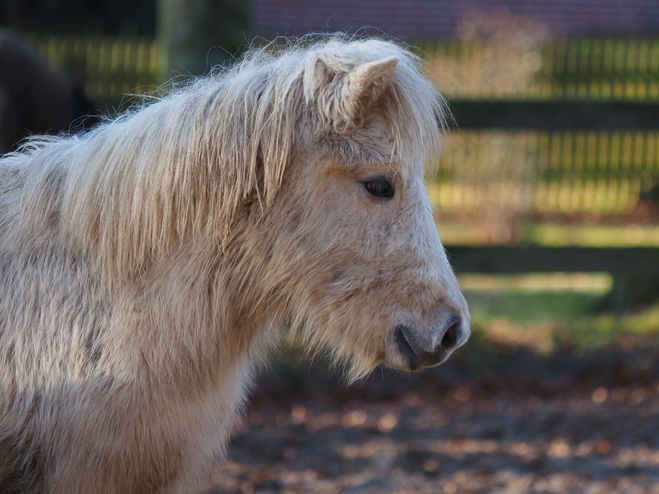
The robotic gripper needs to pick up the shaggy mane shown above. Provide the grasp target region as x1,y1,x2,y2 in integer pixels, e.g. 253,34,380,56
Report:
0,35,445,281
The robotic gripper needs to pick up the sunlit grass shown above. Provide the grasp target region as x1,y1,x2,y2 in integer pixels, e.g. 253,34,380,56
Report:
438,221,659,246
459,273,612,292
461,274,659,354
526,223,659,247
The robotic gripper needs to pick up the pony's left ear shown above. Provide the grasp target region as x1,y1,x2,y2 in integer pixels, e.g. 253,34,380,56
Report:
341,56,398,126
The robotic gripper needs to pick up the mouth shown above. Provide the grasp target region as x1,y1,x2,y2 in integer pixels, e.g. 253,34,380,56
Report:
390,321,467,372
393,325,424,371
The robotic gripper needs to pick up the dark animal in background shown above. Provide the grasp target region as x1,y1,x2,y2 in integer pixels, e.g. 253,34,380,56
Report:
0,29,98,154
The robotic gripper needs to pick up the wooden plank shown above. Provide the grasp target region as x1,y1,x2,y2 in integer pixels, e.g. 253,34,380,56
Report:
448,101,659,129
446,246,659,275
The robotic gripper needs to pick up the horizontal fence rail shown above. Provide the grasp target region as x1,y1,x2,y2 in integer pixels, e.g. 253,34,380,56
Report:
446,246,659,275
449,101,659,130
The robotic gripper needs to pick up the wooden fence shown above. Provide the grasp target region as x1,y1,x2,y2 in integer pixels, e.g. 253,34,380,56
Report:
29,35,161,108
415,37,659,101
432,130,659,216
31,35,659,105
29,34,659,221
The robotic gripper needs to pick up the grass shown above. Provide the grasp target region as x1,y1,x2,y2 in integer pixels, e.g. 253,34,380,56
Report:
525,223,659,247
437,221,659,246
461,273,659,355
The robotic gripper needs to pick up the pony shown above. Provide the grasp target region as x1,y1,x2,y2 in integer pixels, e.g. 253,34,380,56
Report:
0,29,99,155
0,36,470,493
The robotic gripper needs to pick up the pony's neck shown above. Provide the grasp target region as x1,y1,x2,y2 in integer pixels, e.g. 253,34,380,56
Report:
130,232,284,396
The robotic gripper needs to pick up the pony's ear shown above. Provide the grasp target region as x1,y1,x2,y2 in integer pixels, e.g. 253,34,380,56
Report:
341,56,398,125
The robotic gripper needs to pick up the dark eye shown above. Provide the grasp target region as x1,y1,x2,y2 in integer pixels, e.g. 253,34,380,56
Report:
362,177,394,199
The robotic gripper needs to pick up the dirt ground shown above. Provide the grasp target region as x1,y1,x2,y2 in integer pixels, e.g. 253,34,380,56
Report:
205,346,659,494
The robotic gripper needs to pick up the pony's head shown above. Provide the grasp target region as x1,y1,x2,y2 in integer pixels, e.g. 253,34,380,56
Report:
38,36,469,381
232,37,470,379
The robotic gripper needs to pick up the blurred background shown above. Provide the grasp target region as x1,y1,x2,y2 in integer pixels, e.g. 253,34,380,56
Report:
2,1,659,492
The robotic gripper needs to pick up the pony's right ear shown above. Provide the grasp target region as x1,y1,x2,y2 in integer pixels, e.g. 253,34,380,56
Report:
310,56,399,133
340,57,398,126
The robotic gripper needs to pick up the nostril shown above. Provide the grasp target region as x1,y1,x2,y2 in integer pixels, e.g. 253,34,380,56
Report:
440,317,461,350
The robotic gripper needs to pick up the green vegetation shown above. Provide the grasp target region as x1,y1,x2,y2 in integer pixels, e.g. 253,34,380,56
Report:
437,222,659,247
461,274,659,355
524,223,659,247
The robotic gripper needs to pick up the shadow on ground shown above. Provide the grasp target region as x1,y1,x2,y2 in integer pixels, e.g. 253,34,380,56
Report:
206,337,659,494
